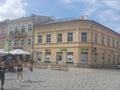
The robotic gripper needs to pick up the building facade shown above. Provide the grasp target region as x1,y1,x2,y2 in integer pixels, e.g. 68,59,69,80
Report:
34,19,120,67
7,15,52,60
0,21,8,49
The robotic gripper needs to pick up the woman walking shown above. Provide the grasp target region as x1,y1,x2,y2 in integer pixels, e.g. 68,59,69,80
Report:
16,60,24,82
0,61,6,90
26,61,33,82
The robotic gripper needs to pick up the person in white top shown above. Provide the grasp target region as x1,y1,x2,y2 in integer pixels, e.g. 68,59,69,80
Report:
26,61,33,82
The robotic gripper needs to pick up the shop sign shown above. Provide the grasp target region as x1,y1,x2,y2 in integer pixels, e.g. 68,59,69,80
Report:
60,48,66,52
81,48,88,52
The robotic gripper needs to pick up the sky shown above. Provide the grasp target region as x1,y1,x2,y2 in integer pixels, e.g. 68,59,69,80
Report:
0,0,120,34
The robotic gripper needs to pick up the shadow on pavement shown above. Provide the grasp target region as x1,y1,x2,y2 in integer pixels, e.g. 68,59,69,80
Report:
5,87,24,90
31,80,45,83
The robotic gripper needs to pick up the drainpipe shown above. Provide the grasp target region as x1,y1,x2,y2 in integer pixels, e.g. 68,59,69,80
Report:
91,22,93,67
31,15,35,63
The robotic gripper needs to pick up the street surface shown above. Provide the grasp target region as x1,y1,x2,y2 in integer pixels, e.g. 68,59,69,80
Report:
3,67,120,90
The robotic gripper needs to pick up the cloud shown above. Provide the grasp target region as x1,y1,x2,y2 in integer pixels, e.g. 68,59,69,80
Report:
0,0,28,21
102,0,120,10
59,0,120,34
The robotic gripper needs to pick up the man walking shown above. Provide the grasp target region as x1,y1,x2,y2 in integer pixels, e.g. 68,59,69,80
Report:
0,61,5,90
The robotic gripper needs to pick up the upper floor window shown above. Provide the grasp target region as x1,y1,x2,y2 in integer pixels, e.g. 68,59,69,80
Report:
15,26,19,35
21,25,25,34
117,41,118,48
46,34,51,43
107,38,110,46
57,33,62,43
28,24,32,32
93,33,97,43
14,40,18,46
21,39,25,46
27,39,32,45
101,36,104,45
38,35,42,44
67,32,73,42
113,40,115,47
81,32,87,42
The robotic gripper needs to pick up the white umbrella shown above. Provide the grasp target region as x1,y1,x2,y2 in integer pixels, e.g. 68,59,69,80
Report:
0,49,8,54
10,49,31,55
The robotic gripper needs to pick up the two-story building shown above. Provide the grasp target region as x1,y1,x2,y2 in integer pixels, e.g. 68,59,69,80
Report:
34,18,120,67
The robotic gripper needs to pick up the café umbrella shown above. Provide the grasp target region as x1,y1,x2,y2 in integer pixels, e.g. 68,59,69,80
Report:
9,49,30,55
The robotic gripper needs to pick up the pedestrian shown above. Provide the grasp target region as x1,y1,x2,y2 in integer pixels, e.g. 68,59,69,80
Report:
0,61,6,90
26,61,33,82
16,60,24,82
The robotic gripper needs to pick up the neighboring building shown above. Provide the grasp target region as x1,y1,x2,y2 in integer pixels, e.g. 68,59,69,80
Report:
34,18,120,67
7,15,52,60
0,20,8,49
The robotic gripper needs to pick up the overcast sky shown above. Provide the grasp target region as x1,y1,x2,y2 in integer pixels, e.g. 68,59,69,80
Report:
0,0,120,34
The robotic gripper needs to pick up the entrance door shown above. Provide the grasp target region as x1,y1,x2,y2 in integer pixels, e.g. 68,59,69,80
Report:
81,52,88,64
57,52,62,64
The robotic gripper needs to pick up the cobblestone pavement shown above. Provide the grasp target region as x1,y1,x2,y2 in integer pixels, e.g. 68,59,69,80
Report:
3,67,120,90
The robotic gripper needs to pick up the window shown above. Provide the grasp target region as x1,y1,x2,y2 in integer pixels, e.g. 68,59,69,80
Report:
46,34,51,43
101,36,104,45
117,41,118,48
14,40,18,46
81,32,87,42
67,52,73,63
93,34,97,43
45,53,51,63
38,35,42,44
113,40,115,47
37,52,42,62
94,53,98,64
15,26,19,35
67,32,73,42
101,53,104,64
107,38,110,46
27,39,32,45
21,40,25,46
28,24,32,32
21,25,25,34
57,34,62,43
108,54,110,64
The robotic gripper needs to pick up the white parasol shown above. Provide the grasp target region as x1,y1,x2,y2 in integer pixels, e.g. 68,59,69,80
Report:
9,49,31,55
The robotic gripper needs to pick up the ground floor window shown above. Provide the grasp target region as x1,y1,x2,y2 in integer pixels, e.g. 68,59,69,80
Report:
57,52,62,64
108,54,111,64
113,55,115,64
101,53,104,64
94,53,98,64
67,52,73,63
45,53,51,63
81,52,88,64
37,52,42,62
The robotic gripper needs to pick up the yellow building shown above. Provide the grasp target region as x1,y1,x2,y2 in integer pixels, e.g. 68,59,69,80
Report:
34,18,120,67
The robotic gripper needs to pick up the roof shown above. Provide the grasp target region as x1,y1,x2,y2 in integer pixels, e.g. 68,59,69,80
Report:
38,18,120,36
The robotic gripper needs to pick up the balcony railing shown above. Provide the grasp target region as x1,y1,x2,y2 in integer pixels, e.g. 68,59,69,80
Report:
12,32,26,38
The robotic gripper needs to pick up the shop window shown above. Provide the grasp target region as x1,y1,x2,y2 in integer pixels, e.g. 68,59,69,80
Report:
67,52,73,63
45,53,51,63
37,52,42,62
